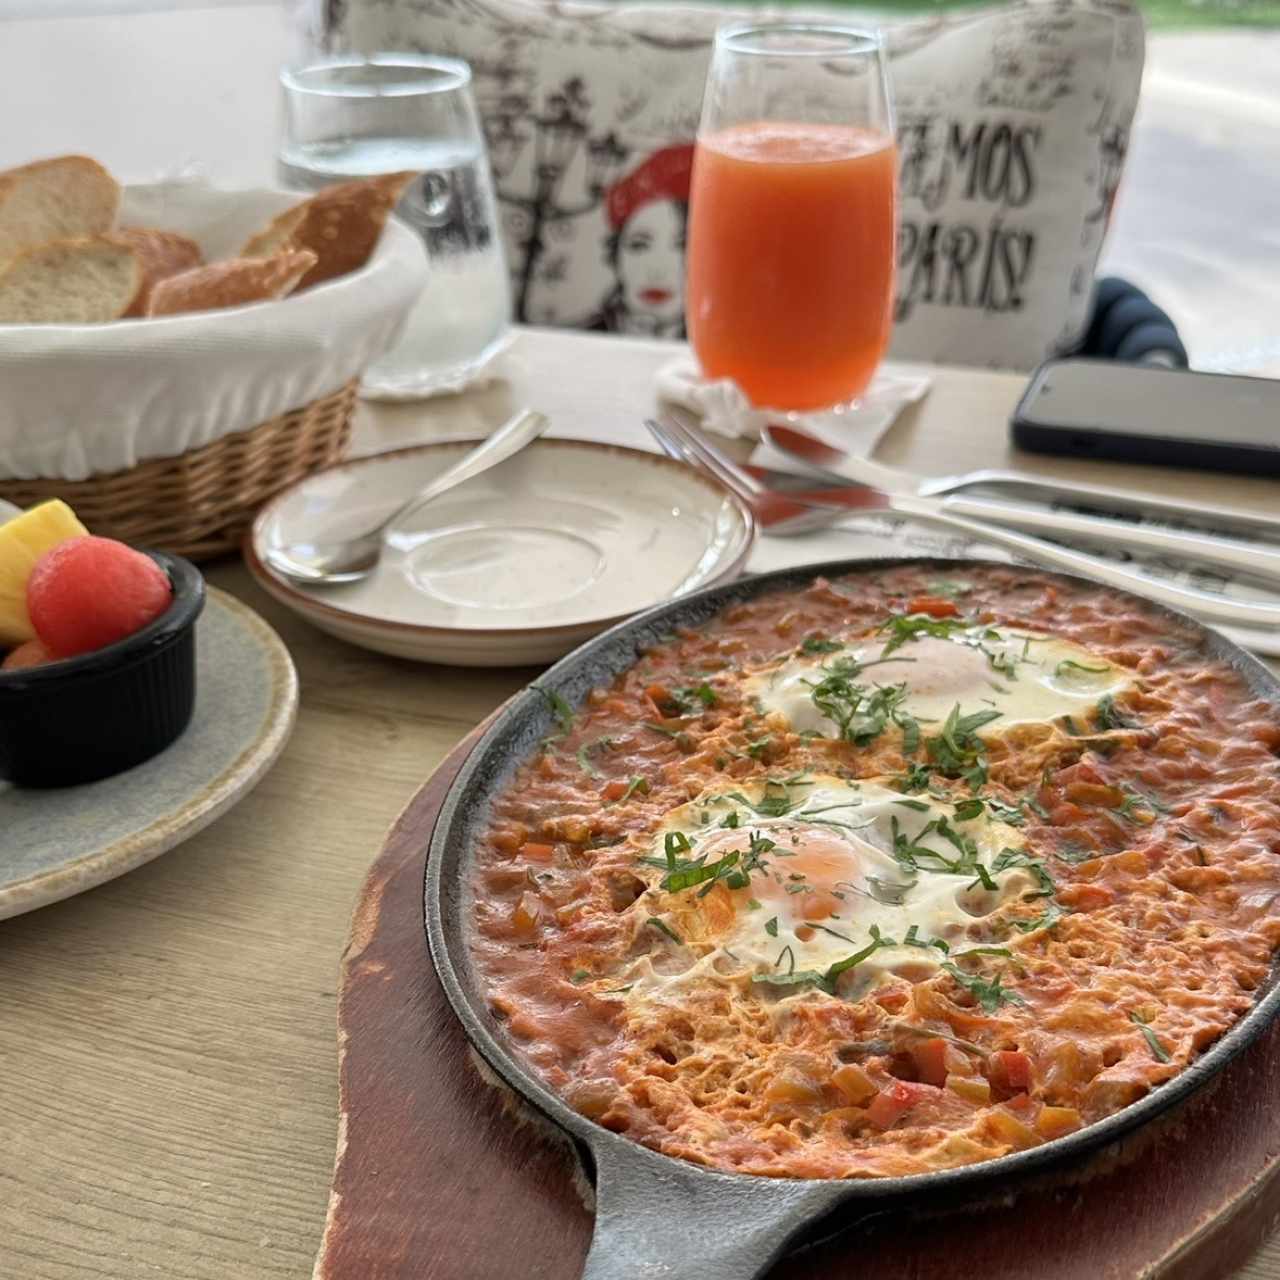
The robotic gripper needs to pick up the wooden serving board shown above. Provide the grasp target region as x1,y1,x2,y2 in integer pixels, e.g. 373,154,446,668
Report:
315,724,1280,1280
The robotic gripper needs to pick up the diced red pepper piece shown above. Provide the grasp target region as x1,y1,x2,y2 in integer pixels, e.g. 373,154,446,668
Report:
909,1037,951,1087
906,596,960,619
867,1079,933,1131
989,1049,1034,1092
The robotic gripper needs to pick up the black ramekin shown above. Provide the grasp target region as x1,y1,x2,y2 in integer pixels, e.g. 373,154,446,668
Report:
0,551,205,788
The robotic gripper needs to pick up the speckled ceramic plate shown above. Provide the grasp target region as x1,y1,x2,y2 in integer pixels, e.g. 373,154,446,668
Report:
0,588,297,919
244,439,756,666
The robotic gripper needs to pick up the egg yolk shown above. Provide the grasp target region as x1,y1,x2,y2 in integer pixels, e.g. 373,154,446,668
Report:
691,824,864,923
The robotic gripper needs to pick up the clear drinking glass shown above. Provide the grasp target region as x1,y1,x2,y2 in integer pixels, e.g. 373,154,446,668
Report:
686,25,897,413
279,54,511,398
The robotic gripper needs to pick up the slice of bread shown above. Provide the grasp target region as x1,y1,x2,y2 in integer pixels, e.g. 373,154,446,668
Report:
145,248,317,317
239,172,412,290
113,228,203,317
0,235,141,324
0,155,121,261
239,203,306,261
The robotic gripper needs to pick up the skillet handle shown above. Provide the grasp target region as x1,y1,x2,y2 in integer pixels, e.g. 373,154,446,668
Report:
580,1137,846,1280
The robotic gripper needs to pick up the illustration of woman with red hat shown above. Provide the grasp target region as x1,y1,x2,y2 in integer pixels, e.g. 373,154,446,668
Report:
590,143,694,337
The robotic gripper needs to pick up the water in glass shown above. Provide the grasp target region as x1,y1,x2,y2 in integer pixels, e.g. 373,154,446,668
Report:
279,57,510,396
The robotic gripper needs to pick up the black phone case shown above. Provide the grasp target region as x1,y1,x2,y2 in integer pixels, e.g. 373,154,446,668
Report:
1010,390,1280,479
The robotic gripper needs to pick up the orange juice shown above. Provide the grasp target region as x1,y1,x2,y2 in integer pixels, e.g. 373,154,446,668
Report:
687,122,897,411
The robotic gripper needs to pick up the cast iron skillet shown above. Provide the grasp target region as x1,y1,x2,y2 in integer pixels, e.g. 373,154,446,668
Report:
426,557,1280,1280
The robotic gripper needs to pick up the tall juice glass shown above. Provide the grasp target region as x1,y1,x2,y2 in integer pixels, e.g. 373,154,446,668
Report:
687,25,897,412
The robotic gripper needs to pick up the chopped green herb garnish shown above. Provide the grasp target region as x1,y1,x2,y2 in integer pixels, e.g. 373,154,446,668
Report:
953,797,985,822
866,875,916,906
809,923,856,944
1055,839,1095,864
645,917,682,945
891,813,995,885
755,968,830,988
531,683,574,734
747,898,763,911
745,735,773,759
984,797,1026,827
878,612,968,656
940,963,1026,1013
643,721,694,751
902,925,949,952
613,775,649,805
719,810,741,829
1023,792,1050,820
575,736,617,778
823,925,897,986
1095,694,1135,731
992,847,1056,897
1057,715,1081,736
924,704,1001,784
1055,659,1110,677
675,682,718,710
664,830,692,863
1130,1011,1171,1063
800,799,865,817
803,654,917,748
1013,902,1067,933
895,761,934,794
893,798,931,812
570,969,591,983
663,849,741,895
800,635,844,655
751,926,897,995
727,784,801,819
1114,786,1170,823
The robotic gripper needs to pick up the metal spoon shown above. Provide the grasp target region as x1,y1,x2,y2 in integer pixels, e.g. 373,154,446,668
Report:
264,408,550,585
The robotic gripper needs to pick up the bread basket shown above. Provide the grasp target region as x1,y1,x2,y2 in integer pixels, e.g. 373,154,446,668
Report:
0,180,428,560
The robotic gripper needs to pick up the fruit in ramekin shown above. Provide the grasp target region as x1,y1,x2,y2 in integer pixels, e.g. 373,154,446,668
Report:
0,498,88,646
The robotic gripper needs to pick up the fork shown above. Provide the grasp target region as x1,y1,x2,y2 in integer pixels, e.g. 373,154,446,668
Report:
765,421,1280,542
645,412,1280,630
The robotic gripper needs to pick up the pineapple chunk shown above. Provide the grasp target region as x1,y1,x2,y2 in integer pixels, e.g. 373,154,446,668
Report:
0,500,88,646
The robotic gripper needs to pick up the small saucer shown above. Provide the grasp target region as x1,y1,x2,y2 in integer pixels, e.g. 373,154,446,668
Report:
245,438,756,665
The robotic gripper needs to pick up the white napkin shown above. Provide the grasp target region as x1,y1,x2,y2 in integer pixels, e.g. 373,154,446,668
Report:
0,181,427,482
655,356,932,456
359,332,516,403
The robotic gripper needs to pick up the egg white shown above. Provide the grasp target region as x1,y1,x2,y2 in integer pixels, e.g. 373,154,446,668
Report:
638,776,1036,996
746,625,1131,741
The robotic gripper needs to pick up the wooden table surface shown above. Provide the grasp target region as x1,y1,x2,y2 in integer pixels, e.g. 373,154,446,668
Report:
3,326,1280,1280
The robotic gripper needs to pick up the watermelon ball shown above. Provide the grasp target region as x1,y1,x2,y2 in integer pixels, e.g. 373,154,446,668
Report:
27,536,174,658
1,638,54,671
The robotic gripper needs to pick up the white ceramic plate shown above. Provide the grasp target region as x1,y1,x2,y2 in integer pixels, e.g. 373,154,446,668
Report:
245,439,756,666
0,588,297,920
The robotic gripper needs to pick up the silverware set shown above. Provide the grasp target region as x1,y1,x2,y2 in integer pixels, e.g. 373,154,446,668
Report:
645,408,1280,631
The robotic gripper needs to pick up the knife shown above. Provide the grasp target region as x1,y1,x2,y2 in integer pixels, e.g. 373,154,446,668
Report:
764,422,1280,543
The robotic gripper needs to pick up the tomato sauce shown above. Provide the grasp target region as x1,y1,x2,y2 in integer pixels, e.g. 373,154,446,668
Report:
469,566,1280,1178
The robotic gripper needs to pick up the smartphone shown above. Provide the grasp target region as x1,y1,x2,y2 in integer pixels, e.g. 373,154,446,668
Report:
1011,358,1280,477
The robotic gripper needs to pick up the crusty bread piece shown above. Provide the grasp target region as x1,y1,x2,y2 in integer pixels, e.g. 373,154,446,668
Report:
239,203,306,261
0,155,121,260
113,227,203,317
0,235,141,324
145,248,317,317
238,172,412,289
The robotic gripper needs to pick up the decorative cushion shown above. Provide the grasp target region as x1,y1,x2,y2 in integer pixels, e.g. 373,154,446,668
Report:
327,0,1144,371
